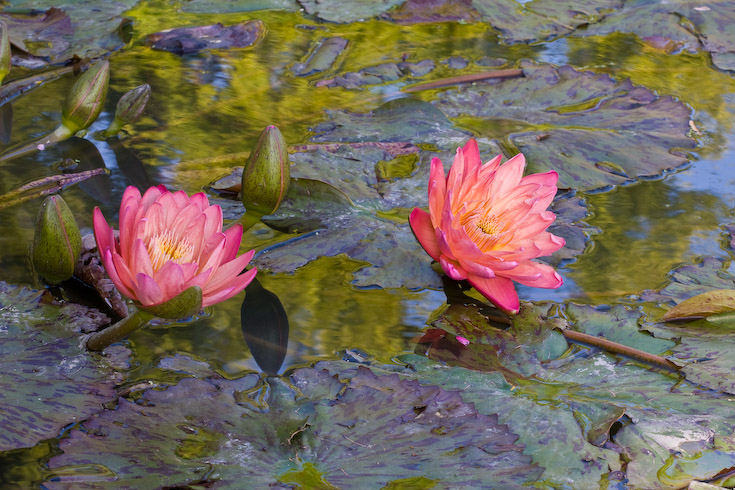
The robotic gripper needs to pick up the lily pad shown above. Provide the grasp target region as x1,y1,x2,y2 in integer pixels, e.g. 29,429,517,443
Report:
145,21,264,54
0,1,136,64
578,1,735,72
47,366,539,489
472,0,622,43
0,282,125,452
434,61,696,191
298,0,404,23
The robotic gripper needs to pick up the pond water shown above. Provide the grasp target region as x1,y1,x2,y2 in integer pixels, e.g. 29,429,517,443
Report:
2,1,735,488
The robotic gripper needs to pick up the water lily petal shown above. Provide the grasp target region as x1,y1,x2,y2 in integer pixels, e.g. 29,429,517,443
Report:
467,275,520,315
134,272,164,306
505,261,564,289
202,267,257,307
203,249,256,295
440,255,467,280
409,208,441,262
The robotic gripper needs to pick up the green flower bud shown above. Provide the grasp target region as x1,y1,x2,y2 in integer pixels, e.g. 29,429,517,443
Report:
32,195,82,284
136,285,203,320
241,125,290,216
61,60,110,134
104,83,151,136
0,22,11,85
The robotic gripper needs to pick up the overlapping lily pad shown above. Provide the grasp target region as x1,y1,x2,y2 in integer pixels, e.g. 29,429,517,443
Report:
433,61,696,190
578,1,735,72
47,366,538,489
0,282,125,452
0,1,136,64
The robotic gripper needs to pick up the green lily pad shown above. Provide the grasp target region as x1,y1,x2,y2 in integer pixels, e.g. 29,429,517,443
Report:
434,61,696,191
47,366,539,489
579,1,735,72
0,282,126,452
298,0,404,23
0,1,136,64
473,0,621,43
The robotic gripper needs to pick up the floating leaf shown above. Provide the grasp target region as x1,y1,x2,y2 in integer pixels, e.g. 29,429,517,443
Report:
292,37,349,77
0,2,135,64
47,366,539,489
298,0,404,23
579,2,735,72
145,21,264,54
0,282,125,452
434,61,696,191
662,289,735,321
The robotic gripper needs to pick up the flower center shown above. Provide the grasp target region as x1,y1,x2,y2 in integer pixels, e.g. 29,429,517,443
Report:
461,209,508,252
475,215,503,236
147,230,195,271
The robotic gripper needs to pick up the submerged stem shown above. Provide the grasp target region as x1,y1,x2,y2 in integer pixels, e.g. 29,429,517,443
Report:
86,307,154,351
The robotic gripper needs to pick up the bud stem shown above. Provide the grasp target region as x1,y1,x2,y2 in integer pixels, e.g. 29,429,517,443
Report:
86,307,154,351
0,124,74,163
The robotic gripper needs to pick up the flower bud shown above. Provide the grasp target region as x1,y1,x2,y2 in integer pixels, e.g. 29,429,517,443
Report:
104,83,150,136
0,22,11,85
32,195,82,284
137,285,203,320
61,60,110,134
241,125,290,216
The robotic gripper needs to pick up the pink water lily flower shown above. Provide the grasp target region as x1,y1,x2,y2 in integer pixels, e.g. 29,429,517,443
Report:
94,185,256,314
409,139,565,314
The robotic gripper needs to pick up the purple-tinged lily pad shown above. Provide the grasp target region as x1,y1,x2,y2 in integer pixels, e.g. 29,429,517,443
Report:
0,282,126,452
47,366,539,489
0,1,136,64
434,61,696,191
179,0,300,13
145,21,264,54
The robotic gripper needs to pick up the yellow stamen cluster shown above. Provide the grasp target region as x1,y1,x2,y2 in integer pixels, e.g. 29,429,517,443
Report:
147,230,195,271
462,209,507,252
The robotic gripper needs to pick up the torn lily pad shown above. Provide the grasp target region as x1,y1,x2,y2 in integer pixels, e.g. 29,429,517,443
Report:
0,282,125,452
47,366,538,489
434,61,696,191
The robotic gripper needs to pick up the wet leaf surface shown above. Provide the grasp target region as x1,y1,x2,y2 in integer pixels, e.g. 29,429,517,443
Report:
0,282,125,452
145,21,264,53
0,1,136,63
47,365,539,489
298,0,405,23
434,61,696,190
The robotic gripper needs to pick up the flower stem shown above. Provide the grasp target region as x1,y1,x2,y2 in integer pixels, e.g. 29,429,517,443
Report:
560,329,680,371
0,124,74,163
86,307,154,351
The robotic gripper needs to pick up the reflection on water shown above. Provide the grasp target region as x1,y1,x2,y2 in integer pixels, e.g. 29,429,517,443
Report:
0,7,733,380
240,277,289,375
